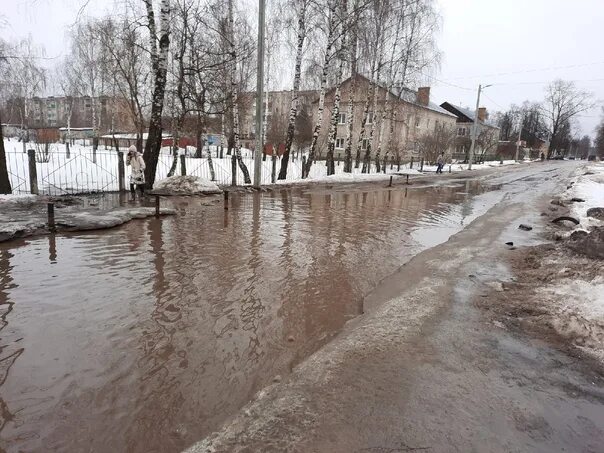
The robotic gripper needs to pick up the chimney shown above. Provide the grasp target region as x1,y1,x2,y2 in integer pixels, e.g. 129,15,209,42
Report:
477,107,488,122
417,87,430,106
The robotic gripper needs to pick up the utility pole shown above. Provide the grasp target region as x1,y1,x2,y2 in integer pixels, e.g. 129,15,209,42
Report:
468,83,491,170
253,0,266,188
514,116,523,162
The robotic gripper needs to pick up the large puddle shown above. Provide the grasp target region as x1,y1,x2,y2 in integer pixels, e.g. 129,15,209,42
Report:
0,181,498,452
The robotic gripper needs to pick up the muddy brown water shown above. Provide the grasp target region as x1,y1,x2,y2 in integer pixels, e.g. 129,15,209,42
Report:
1,182,492,452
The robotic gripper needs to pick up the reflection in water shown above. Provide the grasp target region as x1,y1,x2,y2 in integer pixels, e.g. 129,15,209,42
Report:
48,234,57,264
0,181,492,452
0,249,20,435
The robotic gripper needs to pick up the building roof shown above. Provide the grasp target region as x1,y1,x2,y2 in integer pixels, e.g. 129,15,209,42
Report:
319,74,457,119
439,102,499,129
398,86,457,118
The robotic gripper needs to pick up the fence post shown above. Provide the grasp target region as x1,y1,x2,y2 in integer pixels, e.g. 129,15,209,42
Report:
271,155,277,184
92,137,98,163
231,154,237,186
389,176,393,187
27,149,39,195
155,195,160,217
65,141,71,158
224,191,229,210
383,159,386,174
47,202,55,231
410,157,414,169
180,154,186,176
301,156,307,179
117,151,125,192
420,158,424,172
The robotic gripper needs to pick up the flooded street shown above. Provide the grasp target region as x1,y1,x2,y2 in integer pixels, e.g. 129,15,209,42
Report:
1,181,492,452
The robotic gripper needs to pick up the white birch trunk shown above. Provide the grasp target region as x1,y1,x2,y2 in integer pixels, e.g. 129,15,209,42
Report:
278,5,306,180
302,1,337,178
362,68,381,173
228,0,251,184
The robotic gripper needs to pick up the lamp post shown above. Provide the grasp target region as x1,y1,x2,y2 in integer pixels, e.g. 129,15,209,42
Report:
253,0,266,188
468,83,492,170
514,116,523,162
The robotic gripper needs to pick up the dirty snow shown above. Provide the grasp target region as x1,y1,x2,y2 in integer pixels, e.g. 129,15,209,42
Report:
544,277,604,362
0,193,38,203
566,163,604,228
153,175,221,195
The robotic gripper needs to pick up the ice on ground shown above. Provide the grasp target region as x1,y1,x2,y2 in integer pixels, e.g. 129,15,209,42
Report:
153,175,222,195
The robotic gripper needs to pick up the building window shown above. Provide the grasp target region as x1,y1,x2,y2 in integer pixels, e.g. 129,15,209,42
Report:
434,120,439,132
361,138,369,150
415,117,421,128
338,113,346,125
335,138,345,149
366,112,374,124
457,127,466,136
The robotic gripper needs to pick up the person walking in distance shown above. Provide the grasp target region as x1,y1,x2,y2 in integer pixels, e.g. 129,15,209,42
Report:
436,152,445,174
126,145,146,196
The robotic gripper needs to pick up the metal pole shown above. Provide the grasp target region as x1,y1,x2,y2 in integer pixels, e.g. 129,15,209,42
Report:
468,84,482,170
253,0,266,188
515,116,522,162
47,203,55,231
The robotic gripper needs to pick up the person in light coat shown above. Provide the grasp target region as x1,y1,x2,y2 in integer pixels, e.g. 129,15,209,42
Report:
126,145,146,195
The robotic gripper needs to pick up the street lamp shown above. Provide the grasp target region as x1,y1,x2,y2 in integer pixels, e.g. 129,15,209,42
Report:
468,83,492,170
253,0,266,188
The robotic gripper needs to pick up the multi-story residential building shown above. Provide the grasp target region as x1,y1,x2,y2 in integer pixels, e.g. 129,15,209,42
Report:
439,102,500,159
25,96,134,133
315,75,458,161
238,90,318,150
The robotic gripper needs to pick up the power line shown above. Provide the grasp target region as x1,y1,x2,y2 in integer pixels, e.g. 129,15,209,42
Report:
443,60,604,82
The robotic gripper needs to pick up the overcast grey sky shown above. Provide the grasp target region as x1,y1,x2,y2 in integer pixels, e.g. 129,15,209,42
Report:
4,0,604,137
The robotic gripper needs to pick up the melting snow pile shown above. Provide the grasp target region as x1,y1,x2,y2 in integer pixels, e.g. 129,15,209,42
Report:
546,162,604,361
566,163,604,229
153,175,221,195
545,276,604,362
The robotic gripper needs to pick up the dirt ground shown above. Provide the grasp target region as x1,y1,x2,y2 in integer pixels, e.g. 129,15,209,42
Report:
476,200,604,368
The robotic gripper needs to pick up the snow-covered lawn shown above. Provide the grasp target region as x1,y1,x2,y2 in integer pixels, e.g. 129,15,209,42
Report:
3,138,524,195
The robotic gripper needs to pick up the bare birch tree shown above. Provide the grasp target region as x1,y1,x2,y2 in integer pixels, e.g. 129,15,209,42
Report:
227,0,251,183
143,0,171,189
302,0,338,178
277,0,310,179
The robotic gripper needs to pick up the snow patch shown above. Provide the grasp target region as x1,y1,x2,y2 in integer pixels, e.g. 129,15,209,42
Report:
566,163,604,229
545,277,604,361
153,175,222,195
